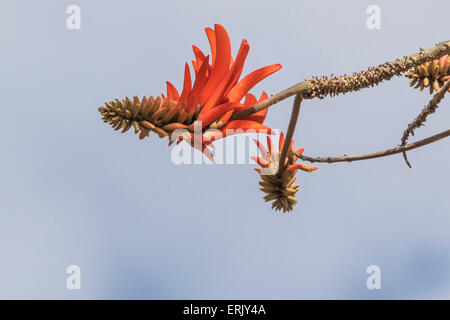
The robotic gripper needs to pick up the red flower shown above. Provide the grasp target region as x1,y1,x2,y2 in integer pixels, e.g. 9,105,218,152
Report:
99,24,281,160
252,133,317,212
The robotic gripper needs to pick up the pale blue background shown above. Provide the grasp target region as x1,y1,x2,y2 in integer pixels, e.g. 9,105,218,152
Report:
1,0,449,299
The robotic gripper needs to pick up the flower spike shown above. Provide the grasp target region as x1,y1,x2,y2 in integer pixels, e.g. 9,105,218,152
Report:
99,24,281,160
406,55,450,94
252,133,318,212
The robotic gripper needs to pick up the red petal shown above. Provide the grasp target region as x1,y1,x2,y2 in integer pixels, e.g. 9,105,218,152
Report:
186,55,210,112
166,81,179,101
219,120,273,139
253,138,269,159
226,64,282,103
219,109,234,124
278,132,285,152
244,109,268,124
178,63,192,107
295,148,305,155
251,156,270,168
205,28,216,68
192,60,198,74
192,45,206,65
199,39,249,116
288,163,318,173
197,102,236,128
243,93,257,107
290,140,295,152
258,92,268,102
238,92,270,124
199,24,232,106
267,136,274,153
222,39,250,97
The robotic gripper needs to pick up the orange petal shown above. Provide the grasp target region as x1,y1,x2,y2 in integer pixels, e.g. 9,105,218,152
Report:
288,163,318,173
197,102,236,128
166,81,179,101
295,148,304,155
192,60,198,74
199,39,249,116
251,156,270,168
267,136,274,153
253,138,269,159
205,27,216,68
199,24,232,106
202,129,223,142
226,64,282,102
244,109,268,124
258,92,268,102
240,92,268,123
192,45,206,65
162,123,188,131
219,108,234,123
178,63,192,107
222,39,250,97
290,140,295,152
219,120,273,139
243,93,257,107
278,132,285,152
186,55,210,112
236,92,270,123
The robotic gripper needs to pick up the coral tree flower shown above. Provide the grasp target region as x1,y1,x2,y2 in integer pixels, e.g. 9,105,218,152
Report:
252,133,318,212
406,55,450,94
99,24,281,160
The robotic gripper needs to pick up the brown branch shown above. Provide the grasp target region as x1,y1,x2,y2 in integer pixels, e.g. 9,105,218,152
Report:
277,94,302,176
230,40,450,121
230,81,311,122
294,129,450,164
401,79,450,167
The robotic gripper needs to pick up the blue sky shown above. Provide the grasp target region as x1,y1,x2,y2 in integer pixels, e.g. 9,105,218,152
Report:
0,0,449,299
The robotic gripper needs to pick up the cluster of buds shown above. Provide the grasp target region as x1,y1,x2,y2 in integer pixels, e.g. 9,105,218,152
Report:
406,55,450,94
252,133,317,212
98,96,201,140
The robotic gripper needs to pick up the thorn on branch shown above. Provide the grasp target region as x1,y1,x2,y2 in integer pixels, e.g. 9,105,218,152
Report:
400,79,450,168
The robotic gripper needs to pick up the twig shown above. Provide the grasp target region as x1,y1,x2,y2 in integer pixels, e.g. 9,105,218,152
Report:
230,40,450,121
277,94,302,176
401,79,450,167
230,81,311,122
294,129,450,164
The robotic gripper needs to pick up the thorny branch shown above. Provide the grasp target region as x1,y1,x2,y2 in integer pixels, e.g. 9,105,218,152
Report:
231,40,450,166
231,40,450,121
294,129,450,164
400,79,450,167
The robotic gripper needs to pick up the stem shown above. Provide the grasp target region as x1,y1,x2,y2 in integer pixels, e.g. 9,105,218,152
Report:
277,94,302,175
401,79,450,167
231,40,450,121
230,81,311,122
295,129,450,164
